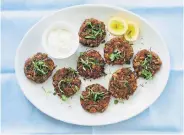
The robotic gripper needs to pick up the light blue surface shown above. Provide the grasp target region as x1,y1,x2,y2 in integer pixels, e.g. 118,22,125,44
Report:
1,2,183,134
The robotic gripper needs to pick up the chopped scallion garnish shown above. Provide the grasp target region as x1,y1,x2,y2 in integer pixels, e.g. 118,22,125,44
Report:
114,99,119,104
109,50,123,61
32,60,49,75
61,95,68,101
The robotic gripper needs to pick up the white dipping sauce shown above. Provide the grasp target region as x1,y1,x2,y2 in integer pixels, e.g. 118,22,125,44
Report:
46,28,73,57
42,21,79,59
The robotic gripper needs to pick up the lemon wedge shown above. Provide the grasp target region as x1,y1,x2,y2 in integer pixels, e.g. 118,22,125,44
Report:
124,21,139,42
108,17,128,36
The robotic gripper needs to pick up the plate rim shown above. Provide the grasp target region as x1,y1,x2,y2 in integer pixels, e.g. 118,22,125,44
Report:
15,4,170,126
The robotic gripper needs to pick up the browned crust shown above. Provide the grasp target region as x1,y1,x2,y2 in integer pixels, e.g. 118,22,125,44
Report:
80,84,111,113
109,68,137,100
133,49,162,78
78,18,106,47
104,37,134,65
77,50,106,79
52,68,81,97
24,52,55,83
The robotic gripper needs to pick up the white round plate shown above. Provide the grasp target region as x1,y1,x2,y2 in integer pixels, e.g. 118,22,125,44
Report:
15,5,170,126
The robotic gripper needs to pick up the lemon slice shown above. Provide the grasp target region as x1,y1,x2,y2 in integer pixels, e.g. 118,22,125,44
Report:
108,17,128,36
124,21,139,42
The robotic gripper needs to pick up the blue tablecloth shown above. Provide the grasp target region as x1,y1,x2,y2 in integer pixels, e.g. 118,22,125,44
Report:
1,1,183,134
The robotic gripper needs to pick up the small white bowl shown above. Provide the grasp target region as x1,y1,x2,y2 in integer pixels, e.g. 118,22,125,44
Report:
42,21,79,59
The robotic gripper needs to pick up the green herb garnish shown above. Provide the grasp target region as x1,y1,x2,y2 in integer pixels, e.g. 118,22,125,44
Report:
80,57,101,71
125,61,131,64
80,58,92,71
140,53,153,80
88,58,101,65
82,88,105,102
88,88,105,102
92,29,100,37
141,69,153,80
61,95,68,101
141,53,152,67
93,92,104,102
109,50,123,61
86,21,93,28
122,80,129,87
32,60,49,75
85,35,96,39
80,52,84,56
75,86,79,91
58,78,72,93
68,67,78,76
114,99,119,104
80,95,84,100
84,21,104,39
72,86,79,92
